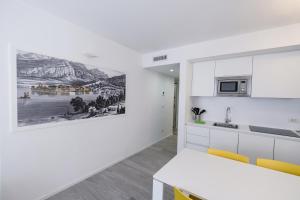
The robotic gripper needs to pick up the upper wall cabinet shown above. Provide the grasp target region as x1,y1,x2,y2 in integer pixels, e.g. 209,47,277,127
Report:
215,56,253,77
192,61,215,96
252,51,300,98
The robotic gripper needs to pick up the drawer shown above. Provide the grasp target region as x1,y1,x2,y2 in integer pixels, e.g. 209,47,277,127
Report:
186,126,209,137
186,143,208,153
186,134,209,147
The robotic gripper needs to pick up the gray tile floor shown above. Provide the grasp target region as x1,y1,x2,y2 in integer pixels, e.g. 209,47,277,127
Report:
47,135,177,200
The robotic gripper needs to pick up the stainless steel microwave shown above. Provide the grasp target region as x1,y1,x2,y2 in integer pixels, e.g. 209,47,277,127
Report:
216,77,250,97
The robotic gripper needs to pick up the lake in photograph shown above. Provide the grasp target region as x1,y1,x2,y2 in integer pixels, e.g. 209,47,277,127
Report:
17,50,126,127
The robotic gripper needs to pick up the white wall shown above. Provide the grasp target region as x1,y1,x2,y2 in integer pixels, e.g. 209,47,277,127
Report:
191,97,300,130
0,41,6,200
142,23,300,153
0,1,175,200
176,61,193,153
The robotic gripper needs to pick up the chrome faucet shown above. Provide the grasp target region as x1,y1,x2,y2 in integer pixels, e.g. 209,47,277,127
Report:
225,107,231,124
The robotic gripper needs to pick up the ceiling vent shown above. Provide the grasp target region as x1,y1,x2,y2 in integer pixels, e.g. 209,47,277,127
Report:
153,55,167,62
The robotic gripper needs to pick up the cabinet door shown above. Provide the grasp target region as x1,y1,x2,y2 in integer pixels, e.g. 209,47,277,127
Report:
186,134,209,147
209,129,238,153
191,61,215,96
274,139,300,165
252,51,300,98
238,134,274,164
215,56,253,77
186,126,209,137
186,143,208,153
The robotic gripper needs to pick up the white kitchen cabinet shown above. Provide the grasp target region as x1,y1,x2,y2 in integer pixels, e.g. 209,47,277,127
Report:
186,143,208,152
186,126,209,137
274,139,300,165
238,134,274,164
186,134,209,147
209,129,238,153
186,126,210,151
191,61,215,96
252,51,300,98
215,56,253,77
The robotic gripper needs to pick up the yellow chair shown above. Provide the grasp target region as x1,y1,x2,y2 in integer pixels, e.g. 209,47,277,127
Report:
256,158,300,176
174,187,202,200
208,148,250,163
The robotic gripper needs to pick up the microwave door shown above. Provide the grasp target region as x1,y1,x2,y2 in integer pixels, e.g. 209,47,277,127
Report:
219,81,238,93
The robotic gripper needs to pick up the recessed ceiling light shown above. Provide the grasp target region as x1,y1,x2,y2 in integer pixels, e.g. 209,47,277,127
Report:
170,69,174,72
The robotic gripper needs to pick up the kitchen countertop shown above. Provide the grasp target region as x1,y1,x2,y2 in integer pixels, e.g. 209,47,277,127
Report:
186,121,300,142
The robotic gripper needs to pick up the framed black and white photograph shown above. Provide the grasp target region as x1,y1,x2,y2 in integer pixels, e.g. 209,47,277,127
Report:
11,49,126,130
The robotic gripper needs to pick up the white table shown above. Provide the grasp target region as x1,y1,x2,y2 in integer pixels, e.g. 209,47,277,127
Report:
153,148,300,200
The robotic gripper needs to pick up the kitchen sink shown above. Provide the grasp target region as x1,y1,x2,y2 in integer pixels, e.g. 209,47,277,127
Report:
249,126,300,138
213,122,239,129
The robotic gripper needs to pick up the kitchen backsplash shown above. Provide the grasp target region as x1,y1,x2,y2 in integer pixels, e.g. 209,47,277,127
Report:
191,97,300,130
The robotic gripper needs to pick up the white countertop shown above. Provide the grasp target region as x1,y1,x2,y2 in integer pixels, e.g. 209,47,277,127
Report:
154,148,300,200
186,121,300,142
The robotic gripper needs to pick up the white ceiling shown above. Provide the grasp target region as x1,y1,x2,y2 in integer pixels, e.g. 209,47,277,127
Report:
23,0,300,53
149,64,180,79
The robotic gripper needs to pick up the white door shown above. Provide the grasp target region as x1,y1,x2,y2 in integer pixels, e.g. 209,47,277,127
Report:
252,51,300,98
191,61,215,96
209,129,238,153
215,56,253,77
238,134,274,164
274,139,300,165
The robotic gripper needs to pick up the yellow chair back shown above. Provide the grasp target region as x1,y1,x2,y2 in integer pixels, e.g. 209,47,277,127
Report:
257,158,300,176
208,148,250,163
174,187,193,200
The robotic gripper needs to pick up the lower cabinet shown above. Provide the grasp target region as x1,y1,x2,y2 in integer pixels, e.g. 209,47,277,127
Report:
186,134,209,147
238,134,274,164
186,126,209,137
274,139,300,165
186,126,210,153
185,125,300,166
186,143,208,152
209,129,238,153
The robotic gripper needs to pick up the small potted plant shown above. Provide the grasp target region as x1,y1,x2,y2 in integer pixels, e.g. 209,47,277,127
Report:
191,107,206,124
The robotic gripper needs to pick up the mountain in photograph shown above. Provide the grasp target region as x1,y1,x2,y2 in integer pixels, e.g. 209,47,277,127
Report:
89,68,109,80
17,50,119,86
108,74,126,87
16,50,126,127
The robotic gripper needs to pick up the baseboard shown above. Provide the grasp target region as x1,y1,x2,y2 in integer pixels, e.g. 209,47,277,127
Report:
37,133,173,200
